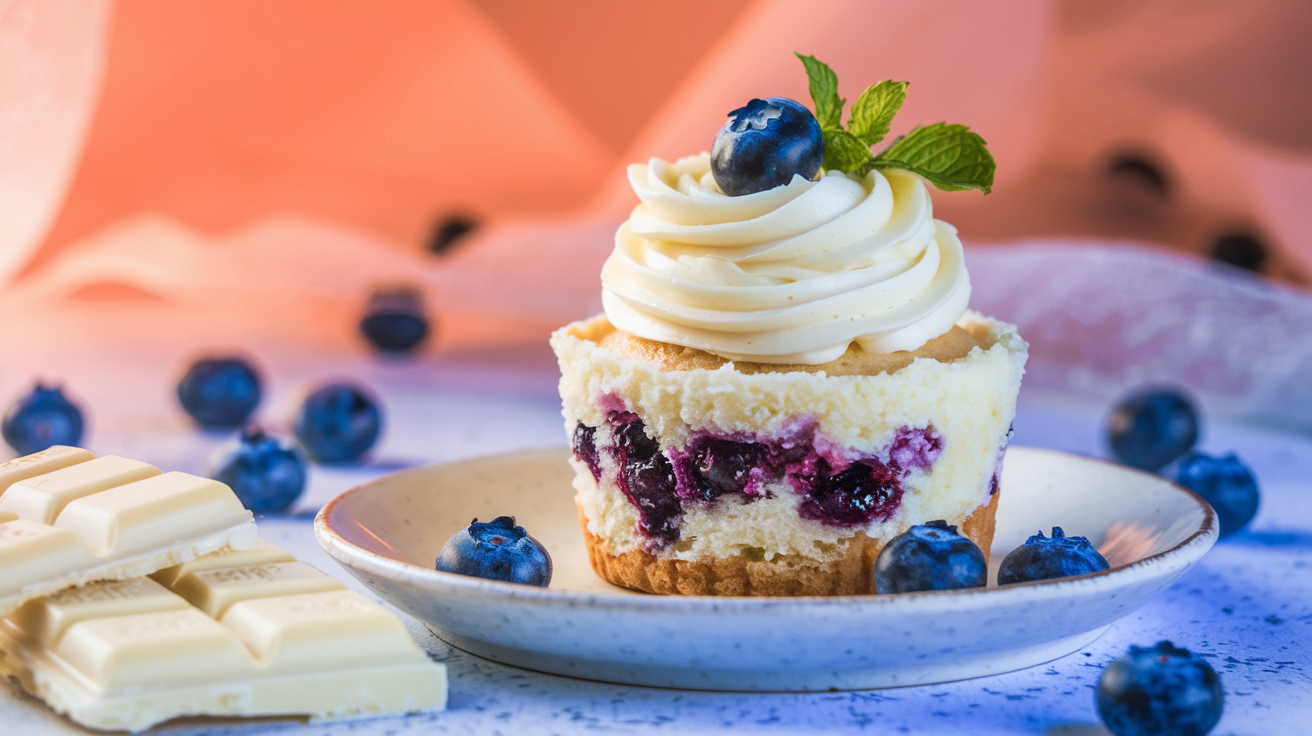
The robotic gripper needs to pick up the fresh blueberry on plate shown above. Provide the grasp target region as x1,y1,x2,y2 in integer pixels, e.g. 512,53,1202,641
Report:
1173,451,1259,538
435,516,552,586
873,520,986,594
2,383,85,455
1097,641,1223,736
176,357,262,429
1107,387,1199,471
210,427,308,512
711,97,824,196
293,382,382,464
360,287,430,354
997,526,1109,585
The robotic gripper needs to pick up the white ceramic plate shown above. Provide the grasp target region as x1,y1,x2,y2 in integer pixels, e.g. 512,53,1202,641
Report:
314,447,1217,691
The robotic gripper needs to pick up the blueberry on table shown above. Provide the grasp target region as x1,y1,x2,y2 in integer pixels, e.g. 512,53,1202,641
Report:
873,520,986,594
1107,388,1199,472
210,427,307,512
176,357,262,429
997,527,1109,585
711,97,824,196
1173,451,1259,538
293,382,382,464
435,516,552,587
1097,641,1223,736
360,287,430,354
2,383,84,455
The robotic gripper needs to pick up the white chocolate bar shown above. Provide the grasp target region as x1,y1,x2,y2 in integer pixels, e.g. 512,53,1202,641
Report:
0,542,448,732
0,446,259,617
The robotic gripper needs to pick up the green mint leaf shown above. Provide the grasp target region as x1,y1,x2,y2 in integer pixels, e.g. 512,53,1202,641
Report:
873,122,995,193
794,53,844,130
848,80,908,147
822,128,874,175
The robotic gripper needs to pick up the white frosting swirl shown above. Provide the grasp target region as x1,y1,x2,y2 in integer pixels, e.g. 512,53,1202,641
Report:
601,153,971,364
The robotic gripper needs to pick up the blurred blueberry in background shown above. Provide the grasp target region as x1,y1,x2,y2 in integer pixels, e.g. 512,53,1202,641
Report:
210,426,307,513
1097,641,1223,736
3,383,84,455
1107,387,1199,471
1173,451,1260,538
1106,151,1171,198
293,381,382,464
1208,231,1267,273
177,357,262,429
427,213,478,257
360,286,430,355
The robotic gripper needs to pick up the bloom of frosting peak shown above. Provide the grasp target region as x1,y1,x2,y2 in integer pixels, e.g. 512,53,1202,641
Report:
600,153,971,364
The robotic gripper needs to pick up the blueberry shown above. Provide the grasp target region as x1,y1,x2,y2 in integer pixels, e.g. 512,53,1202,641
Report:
1173,452,1259,538
1209,232,1266,273
873,520,987,594
571,423,602,481
690,438,760,500
1107,153,1171,198
359,287,430,354
800,459,903,527
609,413,682,546
1108,388,1199,471
210,427,307,512
2,384,84,455
711,97,823,196
1097,641,1223,736
435,515,552,586
997,526,1109,585
293,382,382,464
176,357,262,429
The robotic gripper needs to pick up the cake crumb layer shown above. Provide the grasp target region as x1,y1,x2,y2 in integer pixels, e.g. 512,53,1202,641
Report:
580,494,998,596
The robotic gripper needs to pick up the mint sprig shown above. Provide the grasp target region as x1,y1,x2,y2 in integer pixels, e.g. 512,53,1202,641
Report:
874,123,996,192
849,79,908,147
793,53,994,193
821,129,872,176
795,54,844,130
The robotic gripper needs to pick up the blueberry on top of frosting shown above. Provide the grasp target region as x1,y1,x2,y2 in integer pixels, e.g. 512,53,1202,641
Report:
600,54,997,365
711,97,824,197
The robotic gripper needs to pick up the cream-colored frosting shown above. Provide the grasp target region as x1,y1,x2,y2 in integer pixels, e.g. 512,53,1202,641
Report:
601,153,971,364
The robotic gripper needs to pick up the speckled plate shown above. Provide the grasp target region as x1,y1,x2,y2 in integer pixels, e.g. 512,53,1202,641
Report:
314,447,1217,691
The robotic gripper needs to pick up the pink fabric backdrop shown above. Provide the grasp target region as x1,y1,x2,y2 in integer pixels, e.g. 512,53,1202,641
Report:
2,0,1310,355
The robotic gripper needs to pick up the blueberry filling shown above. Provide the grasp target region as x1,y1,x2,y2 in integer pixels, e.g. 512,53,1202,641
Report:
888,425,944,472
569,413,946,545
571,423,602,481
798,458,903,526
608,412,682,546
671,437,768,502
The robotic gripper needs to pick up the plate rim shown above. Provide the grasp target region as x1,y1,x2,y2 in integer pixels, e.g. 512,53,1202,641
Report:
314,445,1218,612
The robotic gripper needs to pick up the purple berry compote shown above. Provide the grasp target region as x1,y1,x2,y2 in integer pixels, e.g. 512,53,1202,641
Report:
572,409,947,549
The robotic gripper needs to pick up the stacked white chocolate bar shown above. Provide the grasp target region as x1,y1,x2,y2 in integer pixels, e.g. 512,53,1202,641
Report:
0,447,447,732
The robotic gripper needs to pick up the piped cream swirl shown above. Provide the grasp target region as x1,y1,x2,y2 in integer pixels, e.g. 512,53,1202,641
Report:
601,153,971,364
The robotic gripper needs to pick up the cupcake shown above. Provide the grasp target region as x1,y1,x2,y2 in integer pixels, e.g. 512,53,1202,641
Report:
551,56,1027,596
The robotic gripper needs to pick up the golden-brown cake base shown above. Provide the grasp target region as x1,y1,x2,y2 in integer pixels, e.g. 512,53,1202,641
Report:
580,494,999,597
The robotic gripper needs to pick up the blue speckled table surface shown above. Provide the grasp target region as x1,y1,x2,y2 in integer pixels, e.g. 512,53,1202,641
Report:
0,345,1308,736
